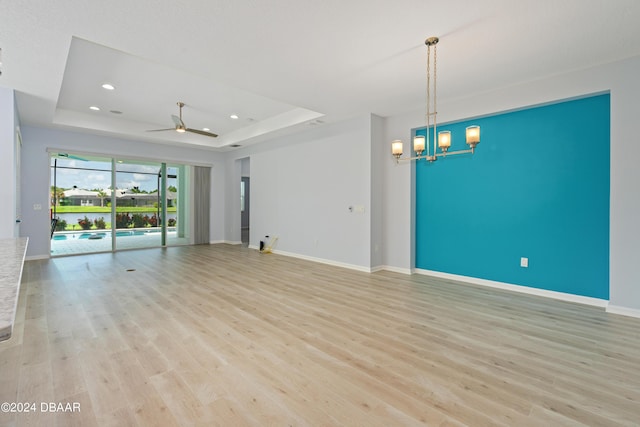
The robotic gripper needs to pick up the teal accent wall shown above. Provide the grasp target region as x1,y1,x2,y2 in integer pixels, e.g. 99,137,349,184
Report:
415,94,610,299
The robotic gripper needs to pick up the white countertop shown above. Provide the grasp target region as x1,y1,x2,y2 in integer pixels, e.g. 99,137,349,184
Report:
0,237,29,341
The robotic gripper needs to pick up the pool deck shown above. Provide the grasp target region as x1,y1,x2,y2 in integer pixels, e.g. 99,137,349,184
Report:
51,229,190,256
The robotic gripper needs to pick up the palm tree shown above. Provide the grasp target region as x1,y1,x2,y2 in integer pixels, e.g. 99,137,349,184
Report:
96,190,107,207
50,186,65,207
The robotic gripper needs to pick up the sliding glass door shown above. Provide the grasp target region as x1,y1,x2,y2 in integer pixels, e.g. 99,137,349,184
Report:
114,159,164,251
50,152,192,256
166,163,191,247
50,153,113,256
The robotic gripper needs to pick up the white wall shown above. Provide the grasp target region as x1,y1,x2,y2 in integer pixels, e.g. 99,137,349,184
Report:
607,58,640,315
222,157,242,244
382,110,420,273
225,115,374,270
240,157,250,177
19,126,224,258
383,55,640,313
0,87,18,238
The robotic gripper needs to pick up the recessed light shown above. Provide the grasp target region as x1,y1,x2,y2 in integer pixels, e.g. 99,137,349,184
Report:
89,106,100,111
230,114,239,120
101,83,115,90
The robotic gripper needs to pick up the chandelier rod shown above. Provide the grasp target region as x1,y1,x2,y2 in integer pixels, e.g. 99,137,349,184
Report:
426,36,438,159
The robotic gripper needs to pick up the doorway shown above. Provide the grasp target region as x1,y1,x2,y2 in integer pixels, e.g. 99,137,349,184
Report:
240,158,250,246
241,177,250,246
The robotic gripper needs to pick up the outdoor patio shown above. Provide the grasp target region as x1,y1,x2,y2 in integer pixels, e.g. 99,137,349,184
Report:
51,229,190,256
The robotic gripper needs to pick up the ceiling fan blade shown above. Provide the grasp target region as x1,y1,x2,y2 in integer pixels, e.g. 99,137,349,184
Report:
171,114,184,127
186,128,218,138
152,102,217,138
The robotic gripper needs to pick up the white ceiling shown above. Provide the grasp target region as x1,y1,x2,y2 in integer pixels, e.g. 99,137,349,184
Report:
1,0,639,151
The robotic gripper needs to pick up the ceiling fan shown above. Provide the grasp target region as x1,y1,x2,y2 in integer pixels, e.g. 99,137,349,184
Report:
147,101,218,138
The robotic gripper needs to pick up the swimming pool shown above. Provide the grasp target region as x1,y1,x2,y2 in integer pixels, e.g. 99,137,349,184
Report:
51,228,189,256
52,228,170,241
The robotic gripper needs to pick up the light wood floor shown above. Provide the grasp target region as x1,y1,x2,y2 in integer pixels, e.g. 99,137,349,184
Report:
1,244,639,426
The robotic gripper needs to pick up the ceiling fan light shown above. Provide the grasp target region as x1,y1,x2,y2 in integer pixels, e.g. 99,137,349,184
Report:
176,127,186,133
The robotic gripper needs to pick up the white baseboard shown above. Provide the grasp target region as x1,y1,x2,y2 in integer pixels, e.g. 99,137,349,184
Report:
606,304,640,319
414,268,609,308
380,265,413,275
211,240,242,245
25,254,49,261
257,248,373,273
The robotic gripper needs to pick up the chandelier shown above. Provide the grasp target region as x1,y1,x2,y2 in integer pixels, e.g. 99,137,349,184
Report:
392,37,480,163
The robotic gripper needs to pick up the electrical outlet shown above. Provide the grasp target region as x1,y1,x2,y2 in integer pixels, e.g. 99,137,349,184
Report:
520,257,529,268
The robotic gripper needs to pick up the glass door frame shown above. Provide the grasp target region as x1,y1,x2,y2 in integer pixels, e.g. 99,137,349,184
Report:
49,150,193,256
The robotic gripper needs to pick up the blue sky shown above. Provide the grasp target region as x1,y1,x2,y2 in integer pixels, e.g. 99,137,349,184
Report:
51,158,178,192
